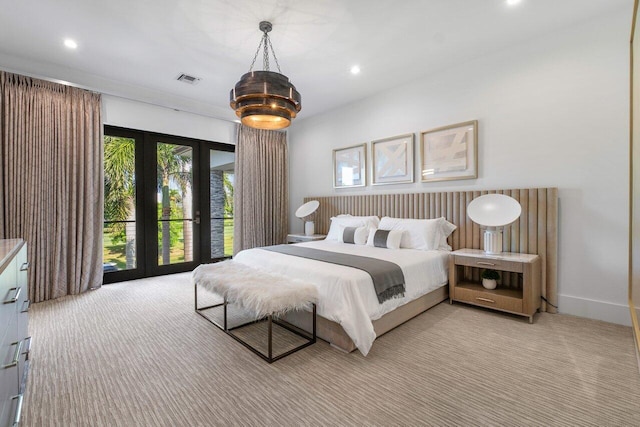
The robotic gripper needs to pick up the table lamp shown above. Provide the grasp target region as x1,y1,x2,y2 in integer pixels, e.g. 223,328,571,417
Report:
295,200,320,236
467,194,521,255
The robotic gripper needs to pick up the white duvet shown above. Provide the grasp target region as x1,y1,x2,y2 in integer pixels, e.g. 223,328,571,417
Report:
233,240,450,355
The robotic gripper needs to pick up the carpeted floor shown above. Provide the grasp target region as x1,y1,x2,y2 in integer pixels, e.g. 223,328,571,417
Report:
22,273,640,426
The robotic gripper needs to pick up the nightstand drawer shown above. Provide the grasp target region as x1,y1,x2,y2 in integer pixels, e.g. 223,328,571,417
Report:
287,235,307,243
454,286,523,313
454,255,523,273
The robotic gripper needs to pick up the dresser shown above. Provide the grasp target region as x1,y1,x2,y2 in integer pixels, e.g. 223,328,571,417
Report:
0,239,29,427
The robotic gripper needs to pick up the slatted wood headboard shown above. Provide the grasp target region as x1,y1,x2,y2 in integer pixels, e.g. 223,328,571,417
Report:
305,188,558,313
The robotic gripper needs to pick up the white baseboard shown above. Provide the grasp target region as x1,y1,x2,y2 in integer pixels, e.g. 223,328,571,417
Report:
558,294,631,326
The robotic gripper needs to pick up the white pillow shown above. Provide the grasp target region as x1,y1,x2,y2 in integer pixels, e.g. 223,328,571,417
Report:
326,215,379,241
333,214,380,227
339,226,368,245
366,228,403,250
378,217,454,251
438,218,457,251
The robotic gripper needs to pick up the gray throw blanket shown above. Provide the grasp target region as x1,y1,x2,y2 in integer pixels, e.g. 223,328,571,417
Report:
262,245,405,304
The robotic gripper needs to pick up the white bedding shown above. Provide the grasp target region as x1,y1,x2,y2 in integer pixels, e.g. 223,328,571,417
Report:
233,240,450,355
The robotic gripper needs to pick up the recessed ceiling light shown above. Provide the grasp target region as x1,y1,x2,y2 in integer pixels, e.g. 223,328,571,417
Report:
64,39,78,49
350,65,361,75
506,0,521,5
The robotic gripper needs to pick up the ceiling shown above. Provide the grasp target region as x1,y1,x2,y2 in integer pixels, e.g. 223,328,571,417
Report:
0,0,631,124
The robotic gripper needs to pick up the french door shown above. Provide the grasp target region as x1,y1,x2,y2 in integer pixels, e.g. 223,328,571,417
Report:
103,126,234,283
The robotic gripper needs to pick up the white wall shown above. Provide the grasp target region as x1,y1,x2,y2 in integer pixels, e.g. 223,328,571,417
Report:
102,95,237,144
288,9,631,325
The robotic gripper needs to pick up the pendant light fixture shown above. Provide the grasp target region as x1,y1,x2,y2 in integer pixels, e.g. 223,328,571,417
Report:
230,21,301,130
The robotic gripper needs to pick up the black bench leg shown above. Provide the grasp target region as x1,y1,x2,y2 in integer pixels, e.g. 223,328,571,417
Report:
268,315,273,360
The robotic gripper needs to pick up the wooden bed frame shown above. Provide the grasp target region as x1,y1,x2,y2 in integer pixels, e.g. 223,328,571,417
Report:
285,286,447,352
284,188,558,353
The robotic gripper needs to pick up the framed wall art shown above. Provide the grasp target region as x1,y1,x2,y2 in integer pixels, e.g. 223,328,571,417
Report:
420,120,478,182
371,133,414,185
333,143,367,188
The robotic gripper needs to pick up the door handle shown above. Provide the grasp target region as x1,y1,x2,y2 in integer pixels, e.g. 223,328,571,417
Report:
193,210,201,224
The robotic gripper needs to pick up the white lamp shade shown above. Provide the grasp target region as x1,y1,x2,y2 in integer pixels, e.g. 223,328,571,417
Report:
295,200,319,218
467,194,521,227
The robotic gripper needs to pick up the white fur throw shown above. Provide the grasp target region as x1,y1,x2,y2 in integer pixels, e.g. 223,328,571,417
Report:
192,260,318,318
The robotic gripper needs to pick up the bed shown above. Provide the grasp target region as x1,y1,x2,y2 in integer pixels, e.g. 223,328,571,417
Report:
231,214,454,356
234,240,449,355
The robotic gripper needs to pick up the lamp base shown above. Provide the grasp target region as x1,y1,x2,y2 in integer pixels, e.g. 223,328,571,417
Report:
483,229,503,255
304,221,315,236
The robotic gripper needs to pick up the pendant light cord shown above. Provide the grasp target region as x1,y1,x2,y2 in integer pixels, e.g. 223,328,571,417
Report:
248,34,265,71
265,36,282,73
248,28,282,73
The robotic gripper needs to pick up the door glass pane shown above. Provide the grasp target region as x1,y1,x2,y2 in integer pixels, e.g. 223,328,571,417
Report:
103,136,136,272
157,143,193,266
210,150,235,258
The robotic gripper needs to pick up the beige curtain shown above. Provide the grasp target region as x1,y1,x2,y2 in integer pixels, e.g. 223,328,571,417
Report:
233,125,288,254
0,72,103,302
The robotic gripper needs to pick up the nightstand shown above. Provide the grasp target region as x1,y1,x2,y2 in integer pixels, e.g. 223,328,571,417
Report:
449,249,541,323
286,233,326,243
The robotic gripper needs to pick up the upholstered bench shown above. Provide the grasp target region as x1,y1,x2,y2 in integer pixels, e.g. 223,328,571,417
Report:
193,260,318,363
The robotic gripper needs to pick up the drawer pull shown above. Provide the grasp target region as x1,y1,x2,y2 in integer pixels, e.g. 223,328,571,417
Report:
11,394,24,426
477,261,496,266
476,297,496,303
20,262,29,271
3,340,23,369
3,286,21,304
21,299,30,313
22,337,32,357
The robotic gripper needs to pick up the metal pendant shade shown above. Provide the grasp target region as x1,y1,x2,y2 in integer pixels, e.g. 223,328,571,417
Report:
230,21,301,130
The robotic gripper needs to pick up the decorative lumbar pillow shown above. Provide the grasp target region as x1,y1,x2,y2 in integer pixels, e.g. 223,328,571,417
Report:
378,216,456,251
326,215,379,241
340,226,368,245
366,228,403,249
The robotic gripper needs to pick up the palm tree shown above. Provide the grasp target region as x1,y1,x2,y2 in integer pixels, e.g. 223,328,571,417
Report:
104,136,136,269
222,172,234,256
223,172,234,217
104,139,193,268
156,143,192,265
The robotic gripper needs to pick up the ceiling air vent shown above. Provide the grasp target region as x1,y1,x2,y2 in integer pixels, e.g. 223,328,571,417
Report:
176,73,201,85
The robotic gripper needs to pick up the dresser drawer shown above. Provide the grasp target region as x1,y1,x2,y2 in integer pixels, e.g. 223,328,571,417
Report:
454,286,523,314
454,255,523,273
0,262,18,335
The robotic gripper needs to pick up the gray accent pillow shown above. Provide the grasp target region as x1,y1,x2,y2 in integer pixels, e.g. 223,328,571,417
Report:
340,226,368,245
343,226,358,244
373,229,390,248
366,228,403,249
